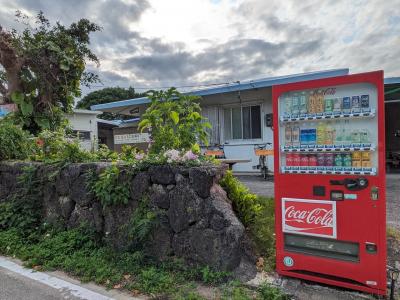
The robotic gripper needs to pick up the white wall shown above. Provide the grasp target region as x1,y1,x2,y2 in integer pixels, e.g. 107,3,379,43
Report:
66,111,99,151
200,87,275,173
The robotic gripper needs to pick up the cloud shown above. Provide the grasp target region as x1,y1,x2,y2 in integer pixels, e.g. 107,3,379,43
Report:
0,0,399,94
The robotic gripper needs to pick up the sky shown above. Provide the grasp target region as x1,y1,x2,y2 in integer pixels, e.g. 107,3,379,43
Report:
0,0,399,95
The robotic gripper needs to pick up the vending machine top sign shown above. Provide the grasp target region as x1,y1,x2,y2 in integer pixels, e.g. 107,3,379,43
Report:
273,71,386,296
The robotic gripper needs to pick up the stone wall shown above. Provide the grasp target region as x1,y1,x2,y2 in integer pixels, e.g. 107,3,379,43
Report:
0,162,256,281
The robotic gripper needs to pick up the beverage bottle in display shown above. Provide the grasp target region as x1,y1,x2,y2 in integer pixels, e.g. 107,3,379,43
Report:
300,123,308,147
308,91,315,114
351,129,361,144
309,154,317,166
316,122,326,145
292,93,300,115
324,121,335,145
284,95,292,116
334,154,343,166
299,92,308,115
342,96,351,113
342,120,352,146
333,98,342,114
291,124,300,147
360,128,371,144
334,120,344,146
343,153,352,167
351,96,361,113
308,122,317,146
361,95,370,112
300,154,309,166
325,98,333,113
361,151,371,167
285,125,292,146
316,90,325,114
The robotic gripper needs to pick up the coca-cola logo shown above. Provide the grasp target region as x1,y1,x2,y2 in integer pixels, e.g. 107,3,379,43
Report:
282,198,337,238
285,206,333,227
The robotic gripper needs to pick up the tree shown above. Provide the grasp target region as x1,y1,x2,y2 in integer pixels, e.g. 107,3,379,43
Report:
76,87,144,120
0,11,100,134
139,88,211,154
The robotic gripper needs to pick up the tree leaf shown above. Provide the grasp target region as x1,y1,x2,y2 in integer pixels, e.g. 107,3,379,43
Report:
60,62,70,71
34,117,50,129
11,91,25,104
20,100,33,116
170,111,179,124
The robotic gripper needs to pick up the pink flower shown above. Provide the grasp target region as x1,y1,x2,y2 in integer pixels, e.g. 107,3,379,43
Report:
182,150,198,161
164,149,181,162
135,153,145,160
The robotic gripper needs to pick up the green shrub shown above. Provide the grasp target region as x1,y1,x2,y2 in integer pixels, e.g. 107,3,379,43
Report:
0,165,42,238
257,282,289,300
89,164,130,207
0,118,36,161
220,171,275,270
139,88,211,153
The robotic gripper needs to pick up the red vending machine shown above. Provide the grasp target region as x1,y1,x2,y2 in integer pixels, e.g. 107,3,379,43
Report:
273,71,386,295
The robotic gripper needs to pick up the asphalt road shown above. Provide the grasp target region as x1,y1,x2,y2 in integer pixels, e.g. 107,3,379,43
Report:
0,257,139,300
0,265,82,300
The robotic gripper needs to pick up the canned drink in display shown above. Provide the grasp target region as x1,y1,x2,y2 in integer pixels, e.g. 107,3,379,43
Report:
317,153,325,166
309,154,317,166
286,153,294,166
342,97,351,113
351,96,361,113
325,153,334,166
343,154,352,167
361,152,371,167
300,155,309,166
293,153,301,166
352,151,362,161
333,98,342,113
360,95,370,111
334,154,343,166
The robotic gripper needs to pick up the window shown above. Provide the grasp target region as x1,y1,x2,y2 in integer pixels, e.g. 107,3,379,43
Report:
224,105,261,140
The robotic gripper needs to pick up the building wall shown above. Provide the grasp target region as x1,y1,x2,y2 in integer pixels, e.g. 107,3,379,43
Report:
67,112,99,151
200,87,275,173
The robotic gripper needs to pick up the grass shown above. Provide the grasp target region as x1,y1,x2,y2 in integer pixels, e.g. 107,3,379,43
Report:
0,226,287,299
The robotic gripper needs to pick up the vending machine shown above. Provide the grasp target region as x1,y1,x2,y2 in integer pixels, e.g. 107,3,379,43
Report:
273,71,386,295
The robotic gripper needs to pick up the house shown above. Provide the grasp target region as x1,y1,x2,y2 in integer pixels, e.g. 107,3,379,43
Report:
66,109,101,151
91,69,400,173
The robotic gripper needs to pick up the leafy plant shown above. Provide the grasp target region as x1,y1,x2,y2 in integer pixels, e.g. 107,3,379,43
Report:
0,165,42,238
32,129,95,163
127,196,157,248
257,282,289,300
90,164,130,207
220,171,276,271
139,88,211,154
0,118,37,161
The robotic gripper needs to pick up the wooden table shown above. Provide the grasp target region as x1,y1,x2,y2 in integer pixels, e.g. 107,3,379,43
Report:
217,159,251,170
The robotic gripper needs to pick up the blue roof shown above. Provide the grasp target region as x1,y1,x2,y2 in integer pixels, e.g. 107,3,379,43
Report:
384,77,400,85
91,68,350,111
